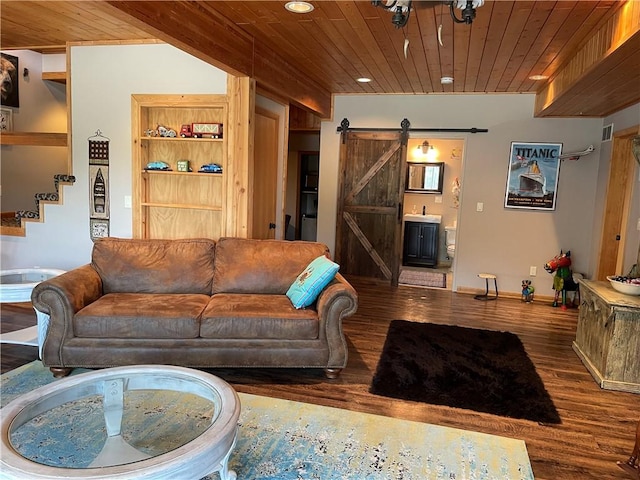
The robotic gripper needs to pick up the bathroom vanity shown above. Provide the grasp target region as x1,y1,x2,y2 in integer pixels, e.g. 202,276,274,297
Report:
402,214,440,267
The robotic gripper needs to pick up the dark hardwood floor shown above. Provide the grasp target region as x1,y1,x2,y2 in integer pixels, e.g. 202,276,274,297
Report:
1,278,638,480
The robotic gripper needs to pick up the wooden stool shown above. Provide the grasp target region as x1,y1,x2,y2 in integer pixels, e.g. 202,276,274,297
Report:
475,273,498,301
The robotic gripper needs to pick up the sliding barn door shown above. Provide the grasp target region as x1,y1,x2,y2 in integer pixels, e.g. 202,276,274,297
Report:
335,130,407,285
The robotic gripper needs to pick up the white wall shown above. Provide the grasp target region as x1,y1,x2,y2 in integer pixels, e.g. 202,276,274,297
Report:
319,94,604,295
1,50,67,212
1,44,227,271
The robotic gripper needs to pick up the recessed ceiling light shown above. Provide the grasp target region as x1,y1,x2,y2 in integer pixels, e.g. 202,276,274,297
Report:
357,77,372,83
441,76,454,85
285,2,314,13
529,74,548,81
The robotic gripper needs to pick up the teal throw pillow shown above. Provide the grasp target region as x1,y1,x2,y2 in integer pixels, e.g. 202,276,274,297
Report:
286,255,340,309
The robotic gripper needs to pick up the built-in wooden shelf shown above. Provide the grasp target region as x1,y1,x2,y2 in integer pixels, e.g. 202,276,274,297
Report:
0,132,67,147
42,72,66,84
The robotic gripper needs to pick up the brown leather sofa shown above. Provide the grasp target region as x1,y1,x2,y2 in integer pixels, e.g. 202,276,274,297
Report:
32,237,358,378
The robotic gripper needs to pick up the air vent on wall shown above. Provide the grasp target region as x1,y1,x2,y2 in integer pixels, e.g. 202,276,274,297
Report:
602,123,613,142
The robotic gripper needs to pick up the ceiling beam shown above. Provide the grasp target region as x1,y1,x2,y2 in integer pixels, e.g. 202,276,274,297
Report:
103,1,332,118
535,1,640,117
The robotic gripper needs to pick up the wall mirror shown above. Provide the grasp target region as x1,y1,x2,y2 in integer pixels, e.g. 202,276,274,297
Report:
405,162,444,193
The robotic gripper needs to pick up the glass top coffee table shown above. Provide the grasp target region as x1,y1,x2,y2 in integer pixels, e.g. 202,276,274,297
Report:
0,365,240,479
0,268,67,355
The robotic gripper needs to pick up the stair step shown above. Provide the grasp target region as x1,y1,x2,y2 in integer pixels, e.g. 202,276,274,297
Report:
9,174,76,223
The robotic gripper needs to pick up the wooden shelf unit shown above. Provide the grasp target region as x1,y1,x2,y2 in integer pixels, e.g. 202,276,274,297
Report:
132,94,228,240
0,132,67,147
42,71,66,84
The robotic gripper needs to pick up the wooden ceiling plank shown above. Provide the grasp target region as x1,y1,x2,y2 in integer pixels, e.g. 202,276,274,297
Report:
485,1,535,92
474,1,515,93
462,1,493,92
420,3,451,93
341,1,406,92
350,1,418,92
538,1,621,78
452,20,472,93
516,2,577,92
228,1,381,94
498,1,557,92
104,0,331,117
411,5,438,92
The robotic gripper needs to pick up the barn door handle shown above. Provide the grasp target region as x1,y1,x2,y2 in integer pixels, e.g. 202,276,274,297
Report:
398,202,402,221
269,223,276,229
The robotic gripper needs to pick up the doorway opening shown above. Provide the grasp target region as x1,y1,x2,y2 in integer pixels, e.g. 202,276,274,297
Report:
400,137,465,291
286,131,320,241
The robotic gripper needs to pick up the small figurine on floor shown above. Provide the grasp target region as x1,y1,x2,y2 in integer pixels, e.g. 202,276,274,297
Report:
544,250,581,310
521,280,534,303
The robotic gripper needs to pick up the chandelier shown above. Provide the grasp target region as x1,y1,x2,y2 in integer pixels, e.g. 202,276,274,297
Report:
448,0,484,24
372,0,484,28
371,0,413,29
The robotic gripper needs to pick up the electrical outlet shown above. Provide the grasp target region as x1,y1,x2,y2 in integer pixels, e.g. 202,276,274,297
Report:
476,202,484,212
530,266,537,276
435,195,443,204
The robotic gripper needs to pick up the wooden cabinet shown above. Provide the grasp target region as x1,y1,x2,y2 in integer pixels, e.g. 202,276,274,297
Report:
572,280,640,393
132,94,227,240
403,221,439,267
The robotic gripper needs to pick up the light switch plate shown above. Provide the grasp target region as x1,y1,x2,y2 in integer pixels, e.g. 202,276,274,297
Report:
476,202,484,212
124,195,132,208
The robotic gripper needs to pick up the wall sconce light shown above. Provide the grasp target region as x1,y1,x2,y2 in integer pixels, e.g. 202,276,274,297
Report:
417,141,438,161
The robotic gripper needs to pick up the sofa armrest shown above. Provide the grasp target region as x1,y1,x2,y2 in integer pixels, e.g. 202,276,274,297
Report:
31,264,103,365
315,273,358,368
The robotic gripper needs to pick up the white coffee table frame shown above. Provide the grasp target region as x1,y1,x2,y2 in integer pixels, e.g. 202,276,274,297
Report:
1,365,240,480
0,268,66,357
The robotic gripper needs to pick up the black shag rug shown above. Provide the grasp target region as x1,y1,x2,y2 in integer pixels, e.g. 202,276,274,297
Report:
370,320,561,424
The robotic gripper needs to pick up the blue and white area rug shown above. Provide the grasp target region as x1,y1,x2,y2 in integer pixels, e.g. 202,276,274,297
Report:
1,362,534,479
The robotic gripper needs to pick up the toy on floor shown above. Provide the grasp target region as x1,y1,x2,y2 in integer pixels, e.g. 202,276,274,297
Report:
544,250,581,309
521,280,535,303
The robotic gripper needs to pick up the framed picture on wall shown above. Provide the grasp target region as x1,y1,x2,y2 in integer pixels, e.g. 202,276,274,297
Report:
504,142,562,211
1,53,19,108
0,107,13,131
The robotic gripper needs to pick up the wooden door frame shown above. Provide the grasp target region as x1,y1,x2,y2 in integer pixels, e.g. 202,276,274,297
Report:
596,125,639,279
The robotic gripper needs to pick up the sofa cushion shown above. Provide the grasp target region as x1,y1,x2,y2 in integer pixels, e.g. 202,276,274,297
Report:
286,255,339,308
212,238,329,295
92,237,216,294
73,293,209,339
200,294,318,339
